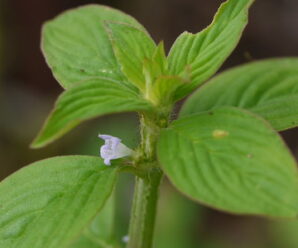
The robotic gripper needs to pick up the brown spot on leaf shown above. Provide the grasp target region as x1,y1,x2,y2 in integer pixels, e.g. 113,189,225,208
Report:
247,154,253,158
212,129,229,139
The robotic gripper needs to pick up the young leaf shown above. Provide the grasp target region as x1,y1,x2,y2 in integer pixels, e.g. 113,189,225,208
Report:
150,76,183,106
31,78,153,148
142,43,176,105
105,21,156,90
42,5,146,89
180,58,298,131
142,42,168,84
151,42,168,76
0,156,119,248
157,107,298,217
168,0,254,100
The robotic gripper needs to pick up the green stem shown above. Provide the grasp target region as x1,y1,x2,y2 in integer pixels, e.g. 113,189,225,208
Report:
126,168,162,248
126,112,167,248
139,114,159,162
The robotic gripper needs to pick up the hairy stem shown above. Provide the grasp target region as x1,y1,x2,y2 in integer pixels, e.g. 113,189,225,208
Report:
126,112,168,248
126,168,162,248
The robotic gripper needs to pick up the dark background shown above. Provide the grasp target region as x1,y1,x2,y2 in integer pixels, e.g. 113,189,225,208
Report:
1,0,298,247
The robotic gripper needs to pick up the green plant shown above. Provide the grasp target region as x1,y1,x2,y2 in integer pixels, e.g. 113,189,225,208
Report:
1,0,298,247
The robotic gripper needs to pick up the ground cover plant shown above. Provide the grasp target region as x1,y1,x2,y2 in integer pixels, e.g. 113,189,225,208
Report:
1,0,298,247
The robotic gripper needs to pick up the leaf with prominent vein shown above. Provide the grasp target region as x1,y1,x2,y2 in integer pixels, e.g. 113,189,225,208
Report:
0,156,118,248
168,0,254,100
31,78,153,148
180,58,298,131
105,21,156,90
158,107,298,217
42,4,146,89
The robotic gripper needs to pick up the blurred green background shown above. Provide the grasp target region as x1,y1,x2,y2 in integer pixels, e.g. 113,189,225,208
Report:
1,0,298,247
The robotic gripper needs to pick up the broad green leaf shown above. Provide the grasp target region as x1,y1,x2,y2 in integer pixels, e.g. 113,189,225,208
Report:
69,236,102,248
0,156,119,248
89,192,115,243
168,0,254,100
70,193,117,248
180,58,298,131
31,78,153,148
157,107,298,217
42,4,146,89
105,21,156,90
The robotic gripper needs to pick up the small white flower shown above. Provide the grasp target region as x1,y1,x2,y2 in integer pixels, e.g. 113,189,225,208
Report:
98,134,133,166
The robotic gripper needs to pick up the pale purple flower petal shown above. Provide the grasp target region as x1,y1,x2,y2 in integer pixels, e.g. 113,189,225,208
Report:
122,235,129,243
98,134,133,166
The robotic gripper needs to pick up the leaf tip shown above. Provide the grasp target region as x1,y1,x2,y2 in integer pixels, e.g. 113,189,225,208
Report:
30,138,45,149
